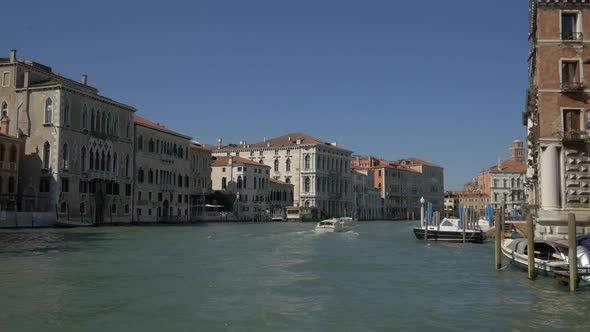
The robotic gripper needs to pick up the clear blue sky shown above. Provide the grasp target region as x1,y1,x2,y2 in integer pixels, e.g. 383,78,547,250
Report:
5,0,529,190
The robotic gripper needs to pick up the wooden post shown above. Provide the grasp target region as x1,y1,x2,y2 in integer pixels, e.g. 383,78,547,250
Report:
568,213,578,292
527,214,536,280
496,204,503,270
462,207,466,243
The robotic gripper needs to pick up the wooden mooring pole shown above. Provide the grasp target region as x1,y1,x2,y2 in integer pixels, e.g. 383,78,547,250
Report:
527,214,536,280
496,204,504,270
462,207,466,244
568,213,578,292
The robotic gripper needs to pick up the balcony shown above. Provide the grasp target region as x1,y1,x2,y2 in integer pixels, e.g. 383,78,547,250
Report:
561,80,586,92
160,154,175,162
562,31,583,43
562,130,587,143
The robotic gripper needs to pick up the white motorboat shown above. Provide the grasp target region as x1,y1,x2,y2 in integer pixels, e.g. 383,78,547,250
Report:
315,219,345,233
338,217,354,225
413,217,485,243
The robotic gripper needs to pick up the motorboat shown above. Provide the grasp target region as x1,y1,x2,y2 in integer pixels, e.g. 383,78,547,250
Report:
413,217,485,244
315,219,345,233
508,235,590,282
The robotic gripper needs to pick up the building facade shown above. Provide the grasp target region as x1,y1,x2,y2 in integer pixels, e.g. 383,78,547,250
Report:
352,169,382,220
525,0,590,238
0,116,21,211
133,116,193,223
212,133,353,218
211,156,271,220
0,50,135,224
189,142,212,218
269,179,294,219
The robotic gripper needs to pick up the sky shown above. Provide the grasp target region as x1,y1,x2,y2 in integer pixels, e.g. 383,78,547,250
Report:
4,0,530,190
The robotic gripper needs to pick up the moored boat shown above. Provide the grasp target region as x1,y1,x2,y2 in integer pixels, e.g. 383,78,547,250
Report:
413,218,485,244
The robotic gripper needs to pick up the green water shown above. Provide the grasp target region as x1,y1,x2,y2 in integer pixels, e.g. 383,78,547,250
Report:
0,221,589,331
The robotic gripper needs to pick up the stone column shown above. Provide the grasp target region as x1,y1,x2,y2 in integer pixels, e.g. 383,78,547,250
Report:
540,144,561,210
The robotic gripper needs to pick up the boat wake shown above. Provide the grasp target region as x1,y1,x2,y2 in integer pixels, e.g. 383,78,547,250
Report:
343,231,359,240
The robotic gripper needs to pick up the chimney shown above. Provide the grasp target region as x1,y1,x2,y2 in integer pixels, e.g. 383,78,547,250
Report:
9,49,16,63
217,138,222,149
81,74,88,85
1,115,10,136
497,157,502,171
24,70,30,88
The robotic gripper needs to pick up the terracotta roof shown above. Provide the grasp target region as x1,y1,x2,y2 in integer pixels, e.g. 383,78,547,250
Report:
212,156,271,168
217,132,352,153
134,115,191,139
484,159,527,173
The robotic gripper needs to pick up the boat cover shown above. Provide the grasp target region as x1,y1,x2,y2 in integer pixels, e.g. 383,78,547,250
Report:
577,235,590,252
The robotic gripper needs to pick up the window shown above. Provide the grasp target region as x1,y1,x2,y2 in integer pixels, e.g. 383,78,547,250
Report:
1,102,7,117
304,155,311,169
62,143,68,170
562,12,580,40
126,183,131,196
561,60,582,89
101,151,106,171
91,109,95,131
8,177,15,194
564,109,581,131
125,155,130,176
2,72,9,87
39,177,50,192
138,168,144,183
82,105,88,129
138,136,143,150
80,203,86,214
89,149,94,170
43,142,50,169
286,159,291,172
44,99,53,124
274,159,279,172
60,202,67,214
304,177,311,192
113,153,117,175
237,176,243,189
61,178,69,193
126,118,131,138
222,177,227,189
63,101,70,126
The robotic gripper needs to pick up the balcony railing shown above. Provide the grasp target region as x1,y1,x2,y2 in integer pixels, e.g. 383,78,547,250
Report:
562,31,584,42
562,130,587,142
561,80,586,91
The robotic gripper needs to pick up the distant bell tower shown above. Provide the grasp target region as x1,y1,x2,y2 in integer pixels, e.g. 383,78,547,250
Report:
509,140,525,163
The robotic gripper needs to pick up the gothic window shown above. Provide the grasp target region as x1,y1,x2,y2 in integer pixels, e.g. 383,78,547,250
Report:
89,149,94,170
44,99,52,124
63,100,70,126
62,143,68,169
274,159,279,172
125,155,130,177
91,109,95,131
107,153,111,172
94,150,99,170
101,151,106,171
286,159,291,172
304,177,310,192
43,142,50,169
81,147,86,171
113,153,118,174
107,113,111,134
96,111,101,132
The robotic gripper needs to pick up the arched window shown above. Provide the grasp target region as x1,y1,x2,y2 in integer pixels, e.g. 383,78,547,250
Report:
101,113,106,133
274,159,279,172
148,139,154,152
106,113,111,134
82,105,88,129
286,159,291,172
1,102,7,117
304,155,311,169
178,174,182,187
62,143,68,169
95,111,100,132
138,168,144,183
81,147,86,171
63,100,70,126
114,117,119,137
148,169,154,183
90,109,95,131
94,150,99,170
126,118,131,138
304,177,310,192
44,99,53,124
89,149,94,170
8,176,15,194
125,155,130,177
237,176,243,189
101,151,106,171
106,152,111,172
113,153,118,175
43,142,50,169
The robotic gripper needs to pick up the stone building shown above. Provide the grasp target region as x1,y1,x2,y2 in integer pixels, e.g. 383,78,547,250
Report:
0,116,21,211
510,140,526,163
483,160,527,210
133,116,193,223
351,156,444,220
211,156,271,221
457,191,489,215
189,142,212,218
352,169,382,220
524,0,590,238
269,179,294,219
0,49,135,224
211,133,353,218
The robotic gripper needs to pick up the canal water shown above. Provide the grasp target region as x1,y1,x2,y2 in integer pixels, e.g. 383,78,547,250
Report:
1,221,589,331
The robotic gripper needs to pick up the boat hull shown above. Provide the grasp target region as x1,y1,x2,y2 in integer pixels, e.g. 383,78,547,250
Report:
413,227,485,244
